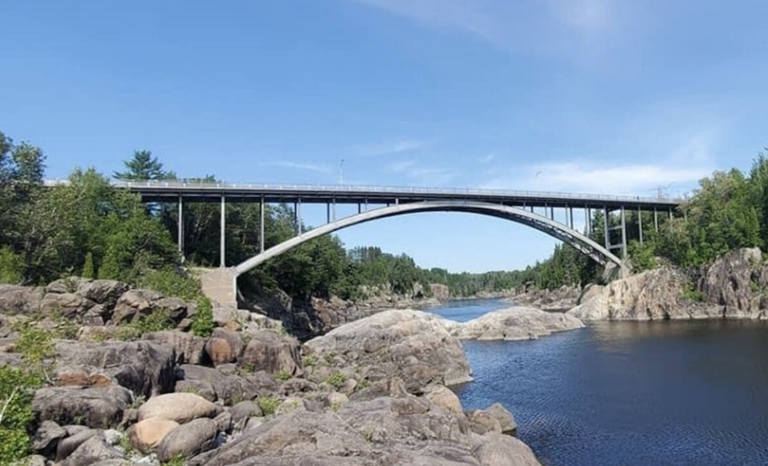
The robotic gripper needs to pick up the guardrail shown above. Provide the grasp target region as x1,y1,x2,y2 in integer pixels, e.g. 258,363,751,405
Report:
43,179,681,204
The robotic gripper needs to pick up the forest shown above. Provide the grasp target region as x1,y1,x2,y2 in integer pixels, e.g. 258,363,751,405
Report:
2,129,768,301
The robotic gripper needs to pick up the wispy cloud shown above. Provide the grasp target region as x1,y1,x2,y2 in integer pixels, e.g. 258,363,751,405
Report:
482,162,711,195
353,139,430,157
480,132,717,196
261,161,332,173
388,159,456,185
480,153,496,164
344,0,622,51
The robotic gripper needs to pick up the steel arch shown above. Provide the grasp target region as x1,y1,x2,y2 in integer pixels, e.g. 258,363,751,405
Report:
234,201,626,277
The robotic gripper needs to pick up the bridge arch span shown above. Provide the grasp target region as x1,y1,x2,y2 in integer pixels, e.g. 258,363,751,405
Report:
233,200,626,277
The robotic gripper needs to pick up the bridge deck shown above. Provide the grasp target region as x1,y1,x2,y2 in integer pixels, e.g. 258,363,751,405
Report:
45,180,681,210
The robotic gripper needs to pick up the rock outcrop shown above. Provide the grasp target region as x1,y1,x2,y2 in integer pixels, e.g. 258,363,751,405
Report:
457,307,584,341
507,285,580,310
306,309,473,392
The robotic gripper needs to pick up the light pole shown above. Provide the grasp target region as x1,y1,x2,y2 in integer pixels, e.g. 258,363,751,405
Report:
340,159,345,185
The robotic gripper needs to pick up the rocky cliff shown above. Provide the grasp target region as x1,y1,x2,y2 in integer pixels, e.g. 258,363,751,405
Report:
568,248,768,321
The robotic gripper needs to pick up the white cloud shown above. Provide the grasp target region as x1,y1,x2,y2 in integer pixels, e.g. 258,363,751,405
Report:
261,161,332,173
353,139,430,157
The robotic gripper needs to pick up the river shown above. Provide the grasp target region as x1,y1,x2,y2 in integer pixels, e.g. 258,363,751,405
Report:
429,299,768,466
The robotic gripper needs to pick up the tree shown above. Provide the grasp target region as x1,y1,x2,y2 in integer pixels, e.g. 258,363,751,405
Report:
114,150,174,181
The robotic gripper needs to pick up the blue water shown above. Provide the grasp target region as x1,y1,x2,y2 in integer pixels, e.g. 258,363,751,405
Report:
430,299,768,466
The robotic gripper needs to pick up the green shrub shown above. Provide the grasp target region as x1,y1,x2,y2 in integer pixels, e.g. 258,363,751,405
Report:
122,311,174,337
257,396,281,416
326,372,347,389
275,370,292,381
161,455,185,466
628,240,658,273
138,268,201,301
302,355,318,367
15,324,56,367
681,281,704,302
0,246,24,285
191,297,214,338
0,366,44,464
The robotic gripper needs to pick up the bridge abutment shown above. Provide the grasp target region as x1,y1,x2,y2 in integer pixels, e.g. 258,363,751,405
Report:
200,267,238,308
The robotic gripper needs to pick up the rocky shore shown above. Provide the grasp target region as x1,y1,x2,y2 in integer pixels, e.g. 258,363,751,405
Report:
0,279,548,466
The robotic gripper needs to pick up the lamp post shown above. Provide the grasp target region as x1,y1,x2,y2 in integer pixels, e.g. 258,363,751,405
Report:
340,159,345,185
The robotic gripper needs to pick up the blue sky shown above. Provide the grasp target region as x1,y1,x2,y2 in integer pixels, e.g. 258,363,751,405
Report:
2,0,767,272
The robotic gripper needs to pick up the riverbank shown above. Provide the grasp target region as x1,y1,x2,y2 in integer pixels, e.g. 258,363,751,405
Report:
0,281,552,465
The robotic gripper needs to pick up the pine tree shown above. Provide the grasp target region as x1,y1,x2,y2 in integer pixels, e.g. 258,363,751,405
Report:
114,150,174,180
82,252,95,279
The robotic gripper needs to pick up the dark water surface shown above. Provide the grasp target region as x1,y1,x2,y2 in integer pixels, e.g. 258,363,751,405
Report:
430,300,768,466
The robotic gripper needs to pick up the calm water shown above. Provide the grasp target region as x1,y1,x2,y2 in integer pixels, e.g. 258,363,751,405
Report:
430,299,768,466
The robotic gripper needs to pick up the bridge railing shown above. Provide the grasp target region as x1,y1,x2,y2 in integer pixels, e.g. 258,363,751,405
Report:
43,179,680,204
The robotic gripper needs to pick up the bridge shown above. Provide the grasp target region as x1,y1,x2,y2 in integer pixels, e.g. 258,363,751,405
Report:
45,180,682,306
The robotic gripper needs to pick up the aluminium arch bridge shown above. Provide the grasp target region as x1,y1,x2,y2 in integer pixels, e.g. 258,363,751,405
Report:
43,179,681,306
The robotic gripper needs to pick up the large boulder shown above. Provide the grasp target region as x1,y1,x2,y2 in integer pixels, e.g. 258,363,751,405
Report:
188,409,374,466
59,435,123,466
40,293,93,319
54,340,176,397
112,289,165,324
483,403,517,436
306,310,472,392
138,392,221,424
129,418,180,453
32,420,67,455
0,284,44,314
457,307,584,341
143,331,207,365
472,434,542,466
33,386,132,428
156,418,218,462
205,328,245,367
177,364,260,405
76,280,129,307
239,331,302,376
189,397,541,466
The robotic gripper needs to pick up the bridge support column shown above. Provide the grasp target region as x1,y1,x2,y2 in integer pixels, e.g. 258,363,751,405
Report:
586,206,592,236
333,199,337,221
620,206,627,259
603,206,610,251
654,207,659,233
220,195,226,268
260,197,265,254
178,195,184,261
569,207,574,229
638,206,643,245
296,199,302,235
